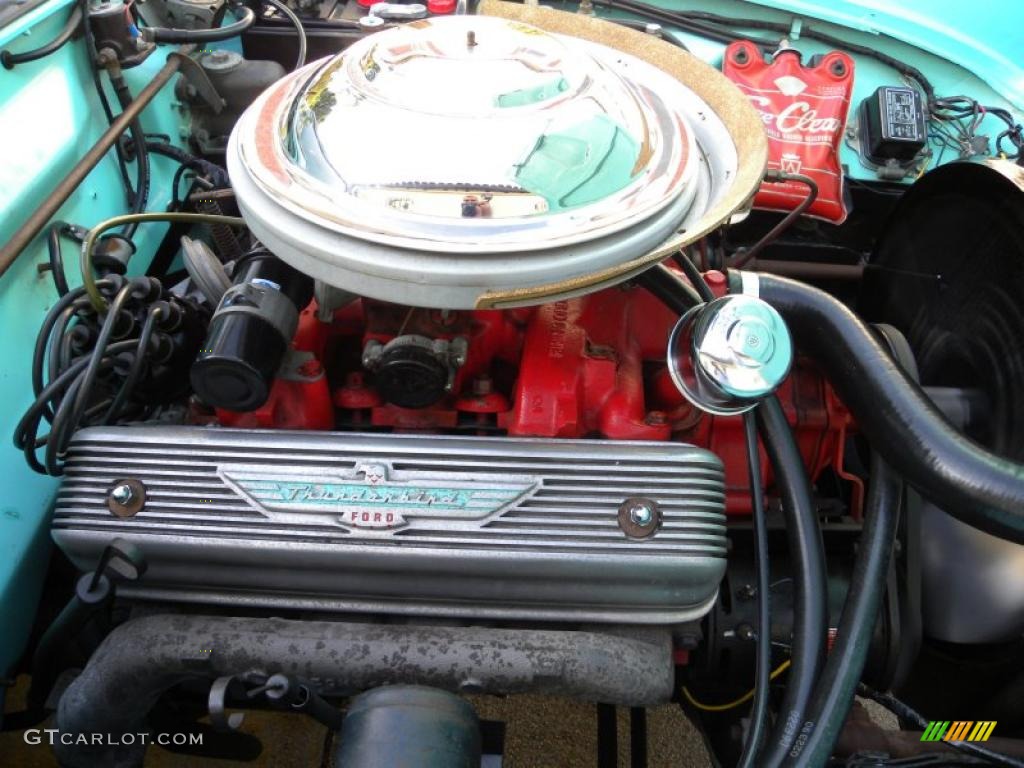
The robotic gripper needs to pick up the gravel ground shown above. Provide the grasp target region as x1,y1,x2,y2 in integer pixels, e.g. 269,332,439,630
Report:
3,672,902,766
2,675,714,767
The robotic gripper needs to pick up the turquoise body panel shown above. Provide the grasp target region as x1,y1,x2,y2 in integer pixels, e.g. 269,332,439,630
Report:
0,0,1021,677
0,2,188,674
609,0,1024,179
746,0,1024,111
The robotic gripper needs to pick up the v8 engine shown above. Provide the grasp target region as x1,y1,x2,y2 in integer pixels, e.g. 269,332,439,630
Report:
7,1,1024,766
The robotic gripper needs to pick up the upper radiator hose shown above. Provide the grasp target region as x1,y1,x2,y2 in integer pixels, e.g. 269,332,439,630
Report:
746,271,1024,544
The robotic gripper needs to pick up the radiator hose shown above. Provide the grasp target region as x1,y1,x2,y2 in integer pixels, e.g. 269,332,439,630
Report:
642,263,828,766
781,452,902,767
755,396,828,768
748,272,1024,544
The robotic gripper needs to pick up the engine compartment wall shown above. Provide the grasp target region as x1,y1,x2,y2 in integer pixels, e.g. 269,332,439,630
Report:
0,5,198,675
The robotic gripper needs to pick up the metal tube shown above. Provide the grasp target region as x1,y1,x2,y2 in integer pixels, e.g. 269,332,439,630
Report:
746,259,865,281
55,614,674,767
0,46,192,283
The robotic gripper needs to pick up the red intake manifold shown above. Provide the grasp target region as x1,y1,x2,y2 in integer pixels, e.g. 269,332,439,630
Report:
216,272,853,515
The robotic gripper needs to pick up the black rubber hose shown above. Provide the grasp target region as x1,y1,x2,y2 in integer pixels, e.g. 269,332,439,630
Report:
672,252,715,303
262,0,306,70
637,263,703,313
781,452,901,767
139,6,255,44
756,396,829,768
641,266,828,763
755,272,1024,544
736,409,773,768
0,5,82,69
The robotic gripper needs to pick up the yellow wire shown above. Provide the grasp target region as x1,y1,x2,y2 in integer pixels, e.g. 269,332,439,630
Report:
681,659,792,713
80,212,247,312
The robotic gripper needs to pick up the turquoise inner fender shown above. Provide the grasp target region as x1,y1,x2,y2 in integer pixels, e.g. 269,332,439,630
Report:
0,0,191,676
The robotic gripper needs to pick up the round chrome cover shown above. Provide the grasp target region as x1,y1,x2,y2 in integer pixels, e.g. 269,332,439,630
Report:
238,15,697,252
229,13,751,307
667,295,793,416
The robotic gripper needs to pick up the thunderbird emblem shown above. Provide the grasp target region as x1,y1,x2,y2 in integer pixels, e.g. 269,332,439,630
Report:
219,462,539,535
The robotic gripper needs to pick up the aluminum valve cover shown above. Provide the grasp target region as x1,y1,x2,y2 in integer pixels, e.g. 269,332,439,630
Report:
53,426,727,624
228,11,766,308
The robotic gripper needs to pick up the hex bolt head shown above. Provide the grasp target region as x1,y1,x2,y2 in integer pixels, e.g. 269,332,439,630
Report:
629,502,654,526
110,483,135,505
618,497,661,539
107,479,147,518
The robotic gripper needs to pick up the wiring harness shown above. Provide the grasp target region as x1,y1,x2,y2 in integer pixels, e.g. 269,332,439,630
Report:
14,276,207,476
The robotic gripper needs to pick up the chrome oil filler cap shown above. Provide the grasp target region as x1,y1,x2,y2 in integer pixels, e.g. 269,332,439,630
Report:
668,294,793,415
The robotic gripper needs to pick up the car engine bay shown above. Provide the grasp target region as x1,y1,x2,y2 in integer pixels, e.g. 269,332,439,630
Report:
1,0,1023,765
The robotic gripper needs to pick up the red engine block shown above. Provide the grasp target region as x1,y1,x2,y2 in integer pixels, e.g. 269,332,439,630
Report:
216,272,854,515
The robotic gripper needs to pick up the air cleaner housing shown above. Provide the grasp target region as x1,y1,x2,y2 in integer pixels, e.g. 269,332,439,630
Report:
228,9,767,308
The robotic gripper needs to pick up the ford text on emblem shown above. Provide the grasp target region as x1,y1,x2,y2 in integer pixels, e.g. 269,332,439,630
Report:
219,462,539,534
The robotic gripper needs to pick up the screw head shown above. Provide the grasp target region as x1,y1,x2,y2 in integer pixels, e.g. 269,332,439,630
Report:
107,479,146,518
629,502,654,526
618,497,661,539
111,484,134,505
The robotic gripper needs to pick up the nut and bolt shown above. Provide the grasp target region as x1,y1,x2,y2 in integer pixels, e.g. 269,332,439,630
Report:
110,484,134,505
472,375,493,396
107,478,146,518
735,623,756,642
629,502,654,526
618,497,661,539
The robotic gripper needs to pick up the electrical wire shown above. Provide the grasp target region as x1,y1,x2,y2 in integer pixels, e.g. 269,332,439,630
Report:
929,95,1023,161
102,303,165,423
730,171,819,268
46,223,75,297
682,660,792,713
857,687,1024,768
0,4,83,69
15,337,135,474
59,281,143,470
143,139,229,188
107,68,151,239
30,284,112,427
14,275,197,475
596,0,935,99
80,212,247,312
79,0,136,213
591,0,778,49
262,0,307,70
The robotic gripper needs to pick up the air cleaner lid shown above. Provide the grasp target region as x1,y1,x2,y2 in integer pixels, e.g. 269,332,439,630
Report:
235,14,699,254
228,8,768,308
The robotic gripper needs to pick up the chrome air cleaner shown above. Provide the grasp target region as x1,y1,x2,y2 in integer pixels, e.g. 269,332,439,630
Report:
229,7,767,308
